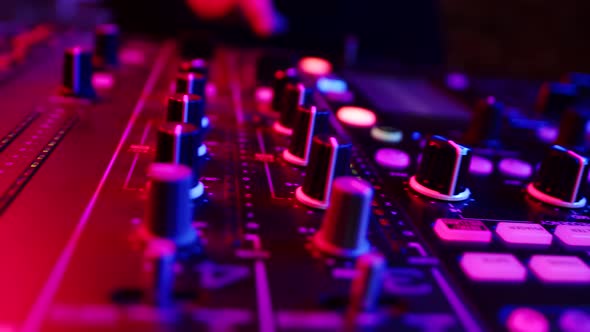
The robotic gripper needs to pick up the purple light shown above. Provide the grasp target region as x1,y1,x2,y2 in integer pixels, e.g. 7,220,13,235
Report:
446,72,469,91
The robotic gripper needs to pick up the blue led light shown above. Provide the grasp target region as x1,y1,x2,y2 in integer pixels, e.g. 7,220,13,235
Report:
317,77,348,94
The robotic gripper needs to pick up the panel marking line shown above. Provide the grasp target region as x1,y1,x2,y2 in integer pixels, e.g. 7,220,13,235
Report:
21,41,175,332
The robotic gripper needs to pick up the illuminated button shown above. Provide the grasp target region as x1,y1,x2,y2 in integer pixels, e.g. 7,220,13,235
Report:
529,255,590,283
371,126,403,143
298,57,332,76
559,309,590,332
496,222,552,246
433,219,492,243
446,72,469,91
499,158,533,179
460,252,526,282
317,77,347,94
337,106,376,128
255,86,273,103
506,307,549,332
555,225,590,248
469,155,494,176
374,148,410,170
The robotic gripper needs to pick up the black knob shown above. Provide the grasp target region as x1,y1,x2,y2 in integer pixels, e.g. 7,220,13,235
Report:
274,82,312,135
155,122,204,199
166,93,207,156
555,107,590,148
527,145,589,208
145,163,197,245
271,68,298,113
463,96,503,146
296,134,352,209
93,24,119,68
410,135,472,201
536,82,577,118
176,72,206,101
60,47,96,99
179,58,209,77
313,176,373,257
283,106,330,166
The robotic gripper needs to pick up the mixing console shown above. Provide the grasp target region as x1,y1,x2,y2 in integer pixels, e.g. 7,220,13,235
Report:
0,23,589,332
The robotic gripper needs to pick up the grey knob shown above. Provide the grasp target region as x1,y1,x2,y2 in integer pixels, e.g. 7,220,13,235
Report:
145,163,197,246
312,176,372,257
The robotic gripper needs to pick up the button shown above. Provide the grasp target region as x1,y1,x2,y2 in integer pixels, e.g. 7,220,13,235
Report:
554,225,590,248
469,155,494,176
529,255,590,283
559,309,590,332
433,219,492,243
410,136,472,201
313,177,372,257
506,307,550,332
374,148,410,170
283,106,330,166
336,106,377,128
496,222,552,246
371,126,403,143
298,57,332,76
499,158,533,179
460,252,526,282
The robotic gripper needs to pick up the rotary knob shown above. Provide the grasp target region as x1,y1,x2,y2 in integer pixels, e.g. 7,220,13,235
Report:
536,82,578,118
295,134,352,209
274,82,311,136
179,58,208,77
60,46,96,99
555,107,590,149
144,239,176,306
312,176,372,257
93,23,119,68
176,72,206,102
283,105,330,166
349,253,386,312
463,96,503,146
166,93,208,156
409,135,472,201
155,122,204,199
145,163,198,246
271,67,298,113
527,145,589,208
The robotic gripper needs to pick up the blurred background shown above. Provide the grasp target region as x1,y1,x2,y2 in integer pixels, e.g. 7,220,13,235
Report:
2,0,590,77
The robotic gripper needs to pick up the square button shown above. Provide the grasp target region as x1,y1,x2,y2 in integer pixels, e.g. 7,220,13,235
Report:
460,252,527,282
496,222,552,246
529,255,590,283
434,219,492,243
555,225,590,248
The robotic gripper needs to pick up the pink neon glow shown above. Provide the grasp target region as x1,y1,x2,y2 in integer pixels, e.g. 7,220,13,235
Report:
506,308,549,332
495,222,552,246
529,255,590,283
337,106,376,128
433,219,492,243
92,73,115,89
554,225,590,247
374,148,410,170
460,252,527,282
299,57,332,76
498,158,533,179
255,87,273,102
469,155,493,175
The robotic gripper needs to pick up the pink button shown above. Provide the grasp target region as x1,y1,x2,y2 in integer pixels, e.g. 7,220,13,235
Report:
555,225,590,248
460,252,527,282
499,158,533,179
434,219,492,243
529,255,590,283
469,155,494,176
506,307,549,332
496,222,552,246
374,148,410,170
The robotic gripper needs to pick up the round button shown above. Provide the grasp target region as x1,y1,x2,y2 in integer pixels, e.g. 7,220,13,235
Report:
337,106,376,128
469,155,494,176
374,148,410,170
506,307,549,332
371,126,403,143
298,57,332,76
499,158,533,179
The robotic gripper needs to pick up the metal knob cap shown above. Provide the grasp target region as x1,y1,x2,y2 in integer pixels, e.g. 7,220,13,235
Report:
283,105,330,166
410,135,472,201
313,177,373,257
155,122,204,199
295,134,351,209
527,145,589,208
145,163,197,245
60,46,96,99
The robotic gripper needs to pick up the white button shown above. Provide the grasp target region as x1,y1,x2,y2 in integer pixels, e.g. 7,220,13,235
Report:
469,155,494,176
529,255,590,283
371,126,403,143
434,219,492,243
506,307,549,332
460,252,526,282
555,225,590,248
499,158,533,179
496,222,552,246
374,148,410,170
559,309,590,332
